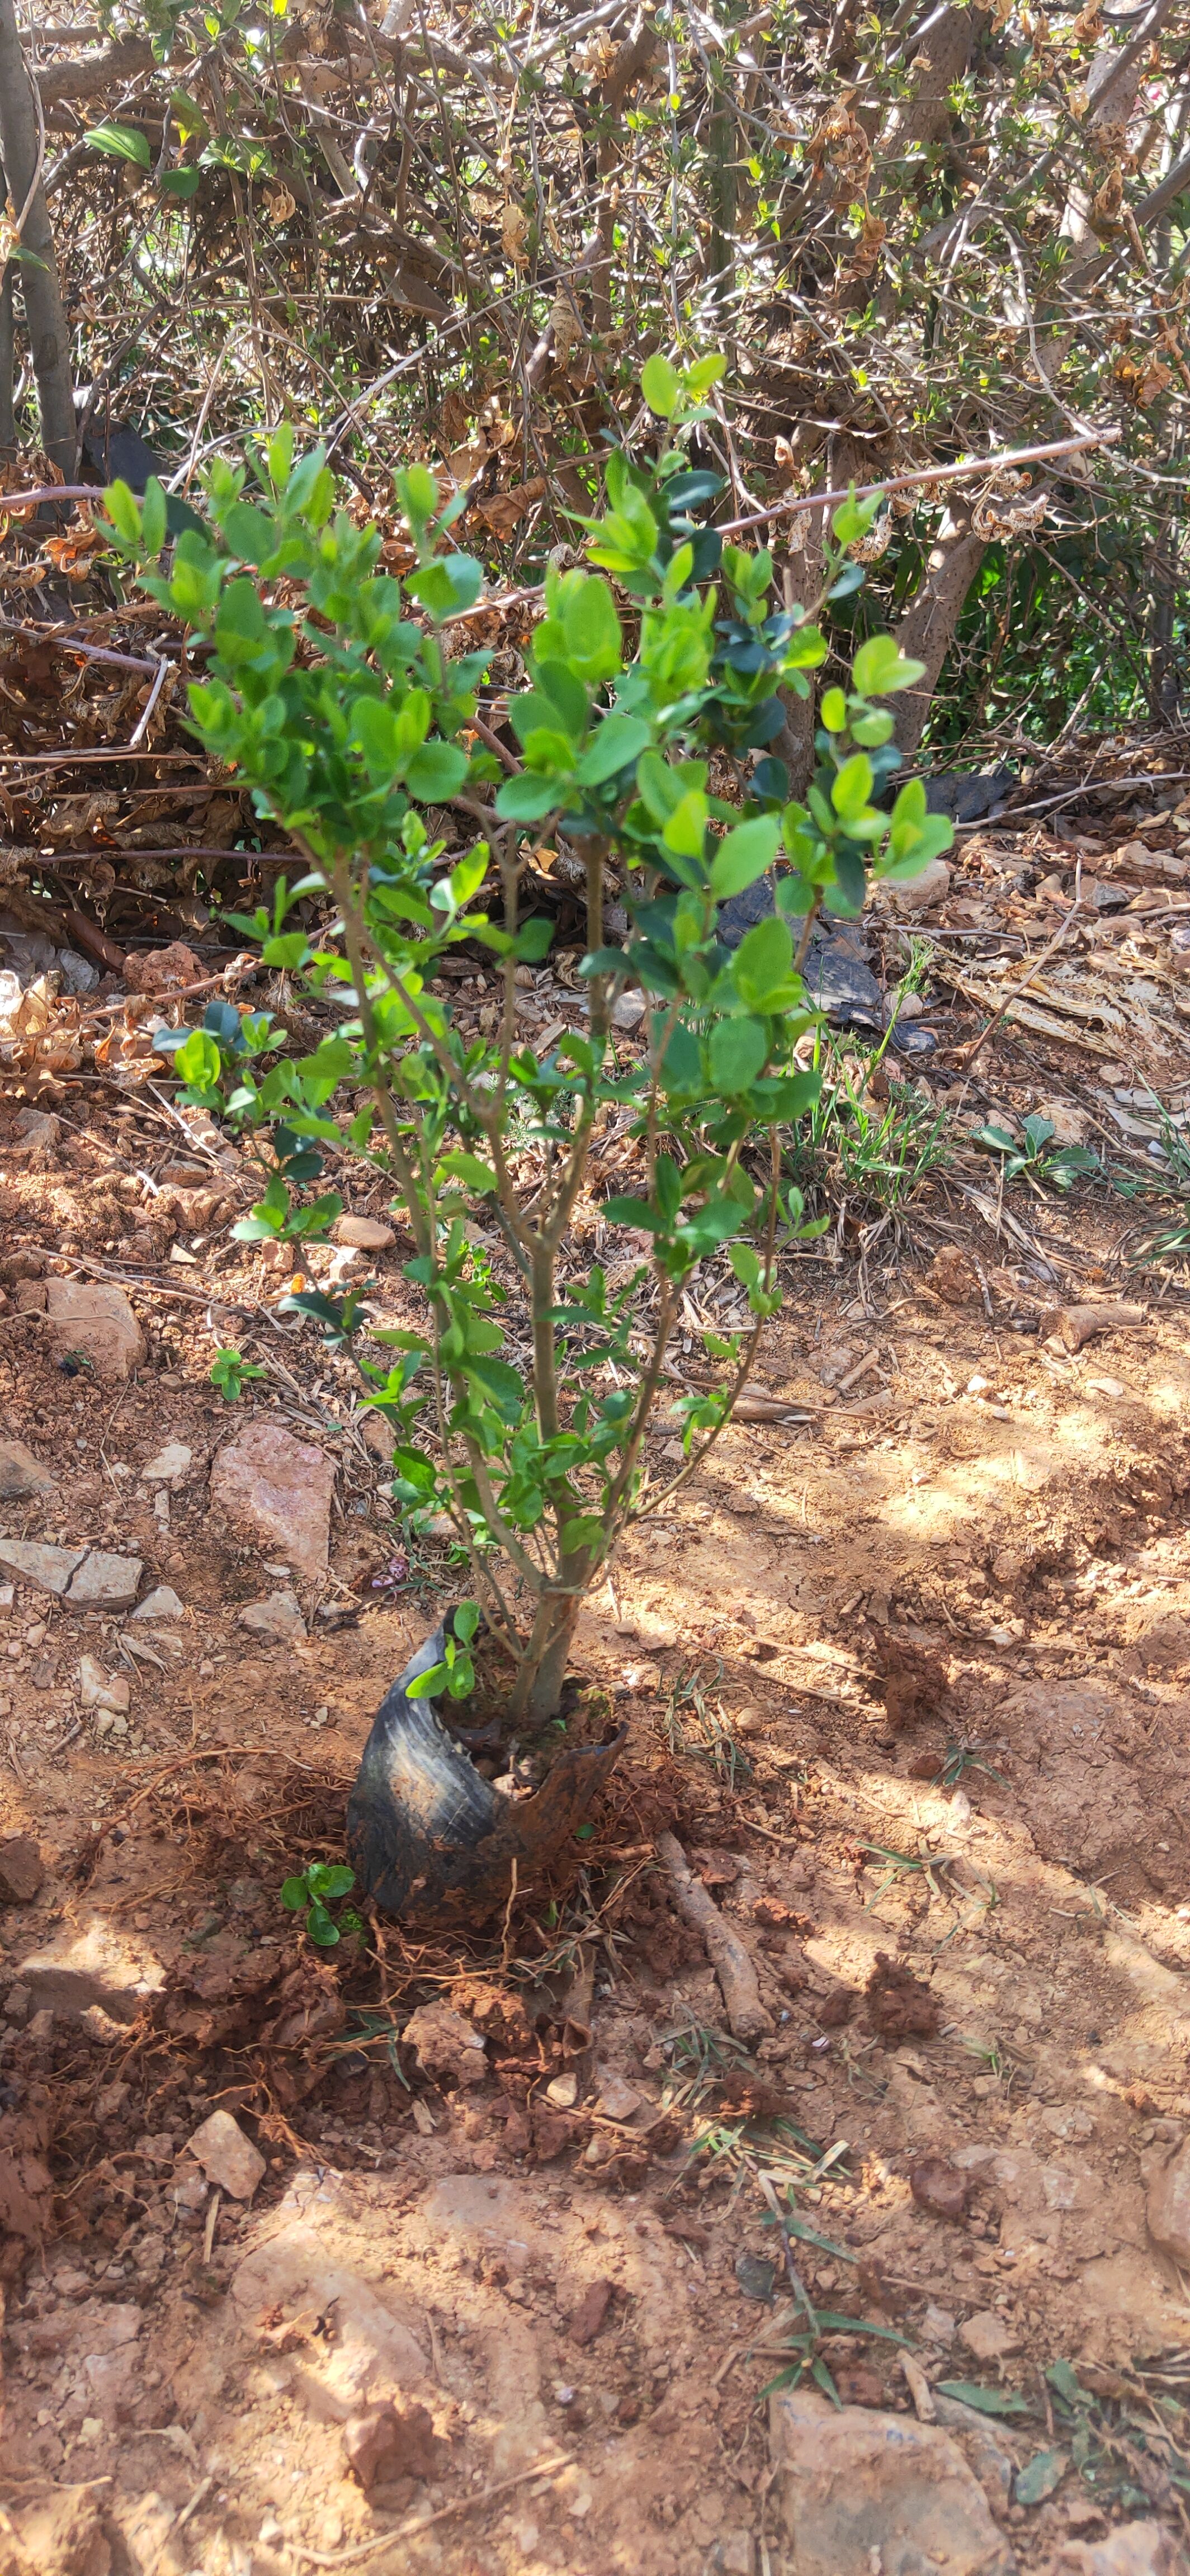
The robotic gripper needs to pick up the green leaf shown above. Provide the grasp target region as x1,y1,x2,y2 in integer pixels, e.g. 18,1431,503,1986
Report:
102,479,141,546
280,1874,309,1909
641,353,682,418
936,2383,1029,2418
1045,2360,1085,2405
406,1660,448,1698
86,120,151,168
709,815,781,898
575,713,651,787
406,741,469,801
831,752,875,823
495,773,563,821
1015,2451,1068,2507
159,164,201,199
851,633,926,698
453,1599,481,1645
709,1015,769,1092
306,1903,341,1947
308,1863,356,1900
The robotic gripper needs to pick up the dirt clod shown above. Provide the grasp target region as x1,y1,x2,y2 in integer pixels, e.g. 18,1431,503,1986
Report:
865,1954,940,2040
343,2398,449,2491
910,2156,971,2220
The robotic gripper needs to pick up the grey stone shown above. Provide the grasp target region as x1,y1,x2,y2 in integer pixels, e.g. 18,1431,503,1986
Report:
187,2108,266,2200
0,1540,86,1595
16,1278,146,1379
17,1924,166,2023
1146,2138,1190,2267
131,1584,185,1623
210,1420,334,1578
768,2387,1016,2576
232,2168,429,2416
0,1438,55,1500
67,1551,143,1609
237,1588,306,1644
1054,2525,1190,2576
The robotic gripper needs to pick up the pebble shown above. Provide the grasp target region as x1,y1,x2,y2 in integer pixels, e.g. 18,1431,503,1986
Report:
0,1438,56,1500
139,1442,192,1483
131,1585,185,1623
210,1420,335,1578
67,1552,143,1611
237,1589,307,1644
0,1836,44,1903
959,2309,1021,2361
78,1655,131,1715
187,2108,267,2200
332,1213,396,1249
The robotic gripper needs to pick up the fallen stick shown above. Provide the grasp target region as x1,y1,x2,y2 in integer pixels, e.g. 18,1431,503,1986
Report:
287,2455,575,2568
656,1830,773,2042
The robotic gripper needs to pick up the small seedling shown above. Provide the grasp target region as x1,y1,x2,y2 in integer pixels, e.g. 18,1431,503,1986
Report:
857,1839,951,1909
280,1860,364,1947
936,1737,1006,1789
59,1348,95,1377
210,1346,267,1401
406,1598,481,1700
972,1114,1098,1196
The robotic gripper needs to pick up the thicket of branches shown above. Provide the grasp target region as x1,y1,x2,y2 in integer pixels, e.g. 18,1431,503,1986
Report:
3,0,1190,752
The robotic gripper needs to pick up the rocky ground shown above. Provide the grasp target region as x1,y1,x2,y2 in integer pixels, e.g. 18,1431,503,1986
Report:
3,816,1190,2576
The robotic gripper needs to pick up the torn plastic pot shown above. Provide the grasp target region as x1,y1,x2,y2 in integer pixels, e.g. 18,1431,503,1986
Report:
346,1617,624,1928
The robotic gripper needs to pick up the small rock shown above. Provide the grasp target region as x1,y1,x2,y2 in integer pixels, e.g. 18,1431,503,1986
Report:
611,990,646,1031
140,1442,192,1483
332,1214,397,1250
18,1924,165,2023
735,2252,778,2304
546,2070,579,2109
16,1278,147,1379
187,2107,267,2200
889,858,951,914
920,2303,957,2345
594,2070,643,2122
911,2157,971,2220
403,2000,488,2087
210,1420,336,1578
131,1585,185,1623
960,2309,1021,2362
1054,2523,1189,2576
0,1836,44,1903
67,1551,143,1610
360,1413,396,1464
237,1589,307,1645
1146,2135,1190,2266
569,2278,613,2346
4,1981,31,2023
343,2398,448,2490
0,1438,55,1500
0,1540,86,1596
768,2387,1016,2576
9,1107,59,1154
78,1654,130,1715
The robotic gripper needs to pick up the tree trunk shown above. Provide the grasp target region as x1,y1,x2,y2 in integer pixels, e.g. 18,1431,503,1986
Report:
772,503,827,799
0,259,14,451
0,0,76,480
890,496,986,757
